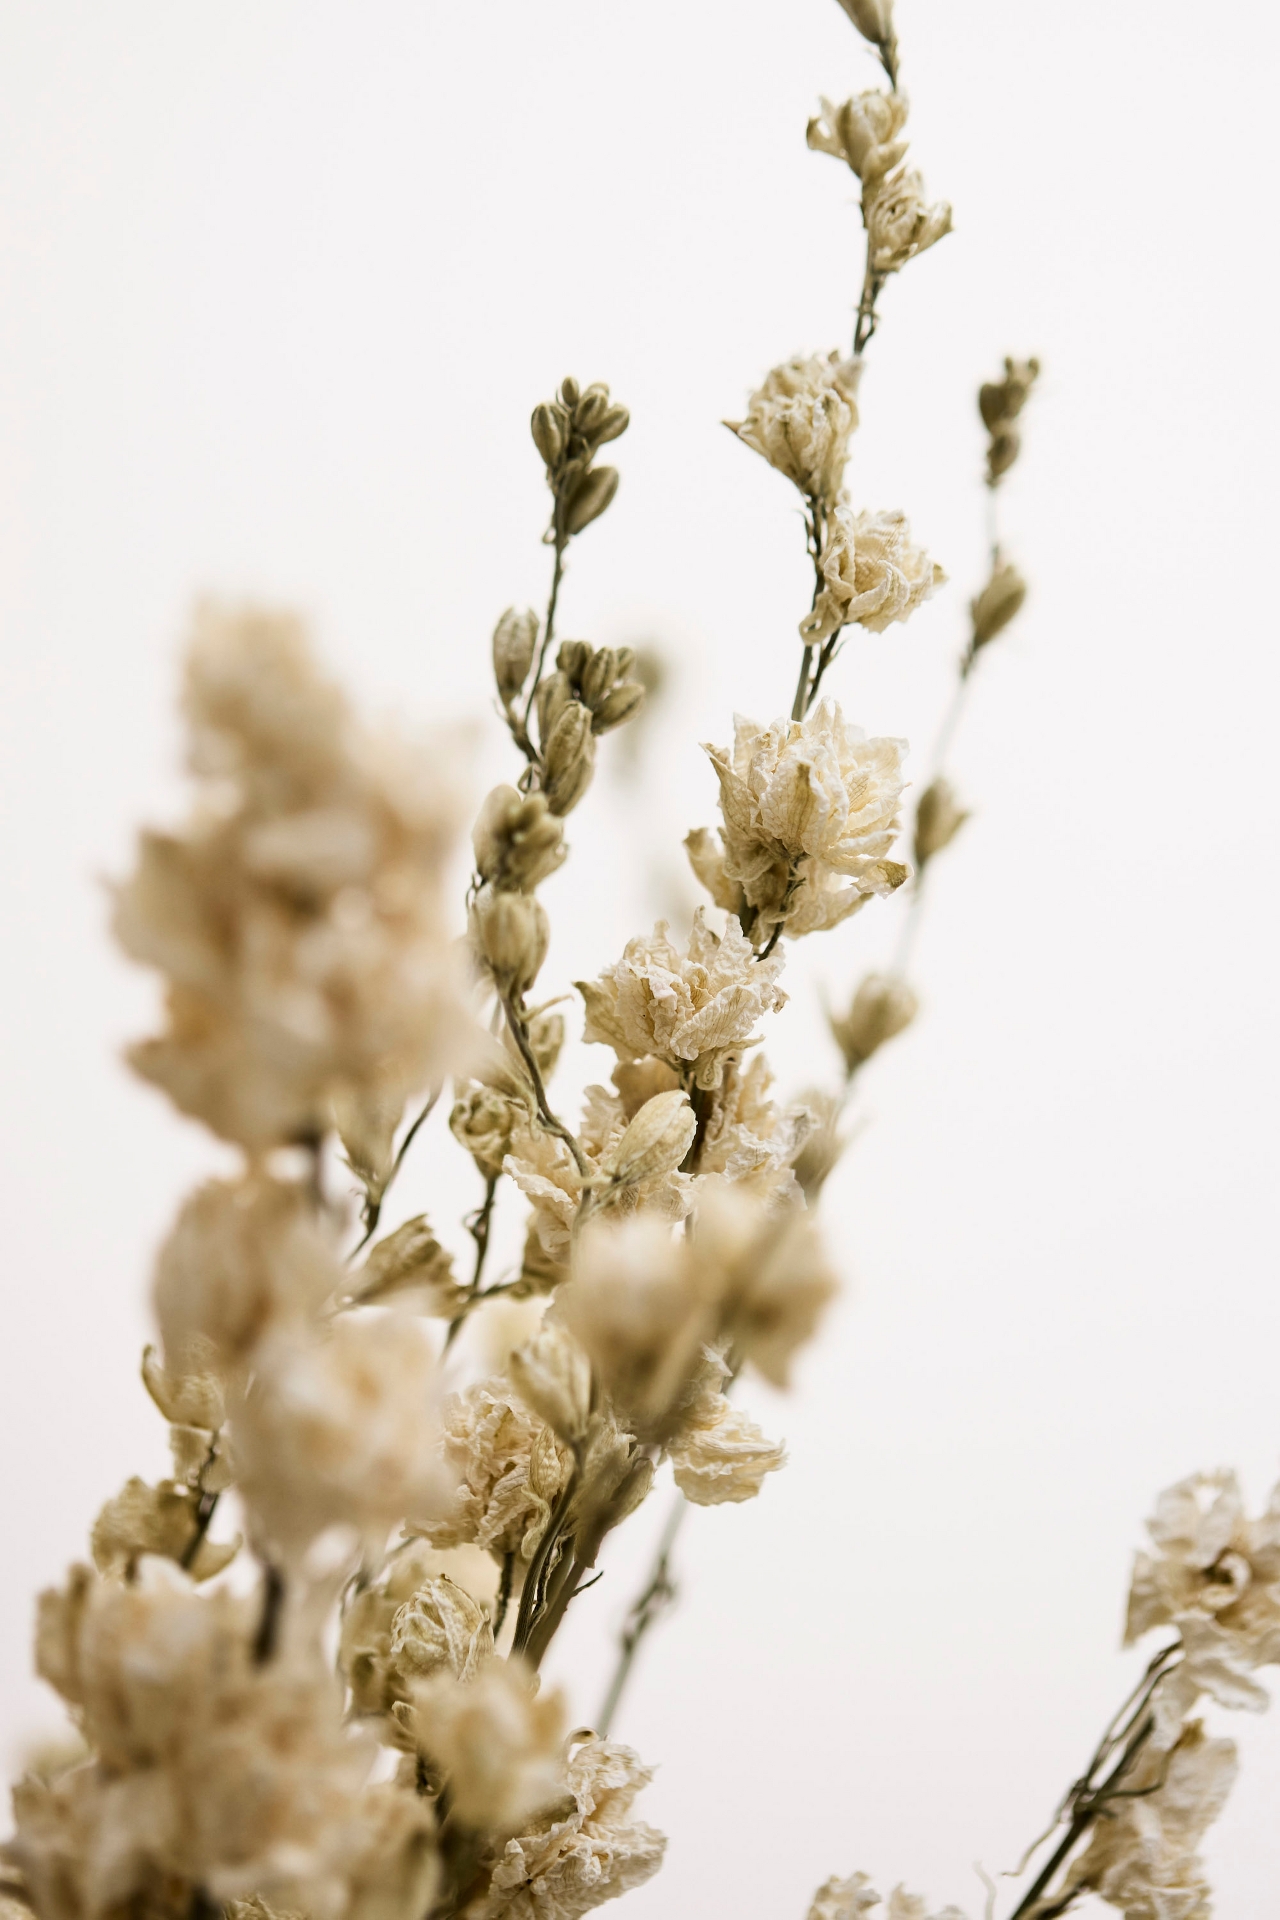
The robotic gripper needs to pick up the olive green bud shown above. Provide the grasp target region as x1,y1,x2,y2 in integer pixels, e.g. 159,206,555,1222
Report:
535,669,574,749
555,639,591,683
913,777,970,871
542,701,596,815
829,972,918,1075
558,376,580,409
472,784,566,892
590,681,645,734
986,428,1021,486
969,559,1027,653
531,402,566,469
580,646,618,709
592,405,630,446
564,464,619,535
491,606,539,705
470,883,549,996
574,386,611,435
836,0,893,42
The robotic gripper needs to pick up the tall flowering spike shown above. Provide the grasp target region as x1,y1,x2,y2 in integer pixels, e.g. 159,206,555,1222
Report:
694,702,907,939
113,602,473,1151
800,506,945,646
726,352,861,506
576,909,787,1090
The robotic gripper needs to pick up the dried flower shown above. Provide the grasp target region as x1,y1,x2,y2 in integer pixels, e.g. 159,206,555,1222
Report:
806,93,908,186
696,1053,816,1205
668,1395,786,1506
154,1174,339,1378
470,885,550,998
420,1382,571,1562
492,609,540,708
90,1477,237,1583
726,353,861,506
405,1658,565,1830
463,1737,665,1920
473,786,566,894
114,602,469,1150
913,778,969,871
234,1315,446,1555
577,910,787,1090
807,1872,881,1920
829,973,918,1075
1125,1470,1280,1673
389,1575,494,1687
800,507,945,645
698,703,907,938
506,1321,592,1444
352,1216,467,1315
864,168,952,274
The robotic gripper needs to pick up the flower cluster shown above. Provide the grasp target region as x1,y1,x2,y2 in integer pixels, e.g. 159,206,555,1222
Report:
807,90,951,277
800,507,944,646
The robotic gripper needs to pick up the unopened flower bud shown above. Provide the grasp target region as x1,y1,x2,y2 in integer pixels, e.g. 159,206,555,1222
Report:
580,646,619,710
559,376,580,409
969,559,1027,653
492,607,539,705
470,884,549,997
535,670,574,749
354,1215,467,1314
830,972,918,1074
913,777,970,870
594,404,630,445
986,428,1021,486
507,1322,591,1442
574,386,611,435
590,682,645,735
979,356,1041,432
555,639,591,683
836,0,893,43
472,785,565,892
523,1007,565,1079
542,701,596,816
564,464,620,535
602,1089,697,1187
531,403,566,470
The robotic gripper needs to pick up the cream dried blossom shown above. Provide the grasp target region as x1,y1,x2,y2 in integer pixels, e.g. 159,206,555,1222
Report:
339,1541,498,1719
799,507,944,646
726,353,861,506
807,1880,965,1920
18,1566,417,1920
388,1575,494,1688
89,1477,237,1584
696,703,907,939
404,1658,565,1831
234,1314,447,1556
420,1382,571,1562
864,168,952,275
696,1053,815,1204
1064,1720,1237,1919
463,1737,665,1920
807,92,908,185
1125,1470,1280,1672
668,1393,785,1506
692,1177,838,1388
154,1173,340,1378
577,910,787,1091
114,603,470,1151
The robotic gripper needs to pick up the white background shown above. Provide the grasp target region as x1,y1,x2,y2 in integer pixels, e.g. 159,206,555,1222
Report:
2,2,1279,1914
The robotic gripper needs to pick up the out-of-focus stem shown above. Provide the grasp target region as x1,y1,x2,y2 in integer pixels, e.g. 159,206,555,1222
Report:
597,1491,687,1736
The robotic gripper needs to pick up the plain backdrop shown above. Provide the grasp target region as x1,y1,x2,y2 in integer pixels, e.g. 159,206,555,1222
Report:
2,3,1280,1915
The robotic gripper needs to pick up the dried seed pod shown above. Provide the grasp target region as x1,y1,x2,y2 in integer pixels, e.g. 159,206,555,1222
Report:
492,607,539,705
555,639,591,682
970,559,1027,652
530,403,566,470
574,386,611,436
580,647,618,710
913,777,970,871
593,404,630,446
590,681,645,735
837,0,893,41
470,884,549,997
472,785,565,893
559,376,580,409
601,1089,696,1186
535,669,574,748
986,427,1021,486
542,702,596,815
829,972,918,1075
564,465,619,535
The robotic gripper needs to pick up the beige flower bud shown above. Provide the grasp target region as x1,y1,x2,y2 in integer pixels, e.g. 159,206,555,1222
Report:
591,681,646,735
829,971,918,1074
580,646,618,709
389,1574,493,1686
563,464,619,535
807,91,908,184
354,1215,467,1314
837,0,893,41
986,427,1021,486
601,1089,696,1186
913,777,970,870
450,1082,527,1179
531,402,566,469
969,559,1027,652
492,607,539,705
472,784,566,893
470,884,549,997
534,669,574,749
574,385,611,435
141,1346,225,1432
507,1321,592,1442
865,167,952,273
555,639,592,682
542,701,596,816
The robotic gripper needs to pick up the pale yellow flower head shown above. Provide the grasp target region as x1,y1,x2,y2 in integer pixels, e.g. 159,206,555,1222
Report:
800,507,945,645
727,352,860,506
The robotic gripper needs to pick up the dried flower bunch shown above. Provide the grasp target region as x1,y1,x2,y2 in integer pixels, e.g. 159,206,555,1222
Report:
2,7,1268,1920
